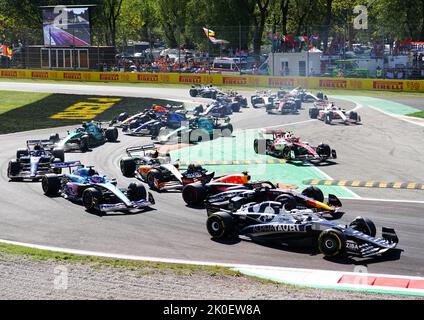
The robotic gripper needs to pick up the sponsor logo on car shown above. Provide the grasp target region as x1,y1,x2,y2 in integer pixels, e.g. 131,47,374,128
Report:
253,224,302,233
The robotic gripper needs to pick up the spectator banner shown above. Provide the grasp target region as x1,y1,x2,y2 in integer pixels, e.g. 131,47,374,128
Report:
0,69,423,92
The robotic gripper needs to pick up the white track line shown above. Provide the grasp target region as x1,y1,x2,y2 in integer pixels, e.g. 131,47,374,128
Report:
264,119,317,129
340,197,424,204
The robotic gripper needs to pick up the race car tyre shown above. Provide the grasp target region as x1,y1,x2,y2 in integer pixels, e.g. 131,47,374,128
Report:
282,146,294,161
79,136,89,153
275,194,297,211
128,183,147,201
253,139,269,155
82,188,103,212
7,161,21,180
190,129,210,143
146,169,163,191
295,99,302,110
42,174,61,196
189,89,198,97
194,105,204,115
318,229,346,257
349,217,377,237
349,111,359,122
118,112,129,122
182,183,207,206
52,148,65,162
49,134,60,144
309,108,319,119
120,157,136,178
129,120,142,129
325,113,333,125
317,92,324,100
52,158,63,174
221,124,233,137
16,148,28,159
105,127,119,142
302,186,324,203
316,144,332,159
230,102,241,113
207,212,235,239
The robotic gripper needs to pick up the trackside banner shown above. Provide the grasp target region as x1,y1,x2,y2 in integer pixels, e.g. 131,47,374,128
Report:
1,69,424,92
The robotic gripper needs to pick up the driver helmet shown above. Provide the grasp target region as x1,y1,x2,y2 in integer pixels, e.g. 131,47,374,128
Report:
284,131,294,139
34,144,42,151
88,168,98,176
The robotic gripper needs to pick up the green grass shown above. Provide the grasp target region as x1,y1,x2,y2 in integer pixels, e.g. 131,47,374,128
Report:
0,90,51,115
407,111,424,118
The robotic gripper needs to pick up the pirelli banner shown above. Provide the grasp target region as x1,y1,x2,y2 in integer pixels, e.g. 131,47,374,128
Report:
1,69,424,93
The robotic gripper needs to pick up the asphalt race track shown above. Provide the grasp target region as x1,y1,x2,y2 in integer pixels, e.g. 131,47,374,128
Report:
0,82,423,277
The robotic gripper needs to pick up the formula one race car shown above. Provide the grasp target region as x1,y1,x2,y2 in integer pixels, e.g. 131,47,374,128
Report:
7,140,65,181
251,91,277,108
309,102,361,125
283,87,322,102
182,172,253,206
205,184,342,216
254,130,337,163
51,121,119,153
266,96,301,115
42,162,154,214
206,204,399,258
155,116,233,144
189,84,223,99
119,144,214,192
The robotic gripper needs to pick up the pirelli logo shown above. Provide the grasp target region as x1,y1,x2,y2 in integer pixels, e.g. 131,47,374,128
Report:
31,72,49,79
138,74,159,82
223,77,247,85
268,78,295,87
179,75,201,83
319,80,347,88
64,73,82,80
100,74,119,81
304,179,424,190
1,70,17,77
373,81,404,91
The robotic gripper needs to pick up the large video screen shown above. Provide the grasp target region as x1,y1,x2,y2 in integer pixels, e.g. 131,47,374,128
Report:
43,7,91,46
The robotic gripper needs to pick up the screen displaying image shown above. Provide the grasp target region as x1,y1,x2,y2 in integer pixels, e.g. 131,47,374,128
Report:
43,7,91,46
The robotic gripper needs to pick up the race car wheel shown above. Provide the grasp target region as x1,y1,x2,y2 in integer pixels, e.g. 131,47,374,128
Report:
49,134,60,144
182,183,207,206
349,217,377,237
221,124,233,137
194,105,204,115
295,99,302,110
146,170,162,191
105,127,119,142
16,148,28,159
282,146,294,161
42,174,61,196
349,111,359,122
79,136,89,152
254,139,269,155
302,186,324,203
207,212,235,239
189,89,198,97
230,102,241,113
309,108,319,119
316,144,332,159
52,158,63,174
317,92,324,100
275,194,297,211
8,161,21,180
318,229,346,257
120,157,137,178
52,148,65,162
325,113,333,125
118,112,129,122
128,183,147,201
82,188,103,212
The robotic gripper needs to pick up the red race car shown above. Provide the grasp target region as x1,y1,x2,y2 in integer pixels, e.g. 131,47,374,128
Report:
254,130,337,163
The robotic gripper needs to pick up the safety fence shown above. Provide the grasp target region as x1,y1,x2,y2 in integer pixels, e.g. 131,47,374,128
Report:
1,69,424,93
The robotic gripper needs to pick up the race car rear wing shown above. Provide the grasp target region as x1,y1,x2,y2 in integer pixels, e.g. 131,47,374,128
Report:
258,129,286,136
126,144,157,157
26,139,56,149
50,161,83,169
